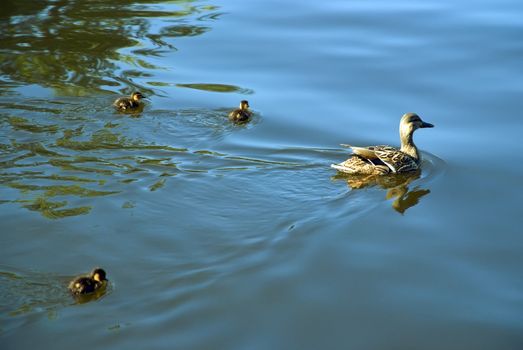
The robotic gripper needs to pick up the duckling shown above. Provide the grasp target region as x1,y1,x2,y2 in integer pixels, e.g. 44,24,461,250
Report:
68,267,107,295
113,92,146,111
331,113,434,175
228,100,252,123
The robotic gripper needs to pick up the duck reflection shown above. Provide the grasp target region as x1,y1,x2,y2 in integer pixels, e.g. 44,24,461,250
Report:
333,170,431,214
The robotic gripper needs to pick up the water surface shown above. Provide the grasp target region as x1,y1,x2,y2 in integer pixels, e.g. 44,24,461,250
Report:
1,0,522,349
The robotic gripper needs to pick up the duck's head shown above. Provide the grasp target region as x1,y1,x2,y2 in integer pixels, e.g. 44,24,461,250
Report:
400,113,434,137
90,267,107,282
239,100,250,110
131,92,145,101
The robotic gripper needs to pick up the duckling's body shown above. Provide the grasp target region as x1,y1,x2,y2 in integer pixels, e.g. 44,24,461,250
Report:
229,100,252,123
331,113,434,175
68,268,107,295
114,92,145,111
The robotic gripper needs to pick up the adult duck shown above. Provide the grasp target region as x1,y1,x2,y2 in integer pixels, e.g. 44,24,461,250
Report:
331,113,434,175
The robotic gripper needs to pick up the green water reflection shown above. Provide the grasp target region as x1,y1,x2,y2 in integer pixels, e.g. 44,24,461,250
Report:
0,99,255,219
177,83,254,94
0,0,220,96
0,112,181,218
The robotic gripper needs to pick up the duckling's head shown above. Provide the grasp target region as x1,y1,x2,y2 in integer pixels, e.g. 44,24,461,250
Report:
240,100,250,110
131,92,145,102
400,113,434,137
90,267,107,282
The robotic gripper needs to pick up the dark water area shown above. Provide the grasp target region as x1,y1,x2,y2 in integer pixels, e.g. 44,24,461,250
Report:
1,0,522,349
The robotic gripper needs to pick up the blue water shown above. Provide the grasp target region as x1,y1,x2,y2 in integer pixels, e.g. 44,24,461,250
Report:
1,0,522,349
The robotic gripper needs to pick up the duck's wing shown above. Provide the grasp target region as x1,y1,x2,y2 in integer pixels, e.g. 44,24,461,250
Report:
69,276,96,294
114,97,138,110
331,155,374,174
373,146,418,173
331,155,390,175
113,97,128,109
229,109,251,122
228,109,239,119
350,145,382,160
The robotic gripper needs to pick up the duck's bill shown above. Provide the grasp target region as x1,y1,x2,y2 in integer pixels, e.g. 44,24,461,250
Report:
421,121,434,128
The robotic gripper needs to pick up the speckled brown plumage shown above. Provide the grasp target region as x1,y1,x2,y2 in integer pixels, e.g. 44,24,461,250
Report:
332,113,434,175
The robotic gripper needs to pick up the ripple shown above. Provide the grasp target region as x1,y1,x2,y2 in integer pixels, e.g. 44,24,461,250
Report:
0,1,222,96
0,94,445,224
0,266,71,327
0,265,113,332
0,97,264,219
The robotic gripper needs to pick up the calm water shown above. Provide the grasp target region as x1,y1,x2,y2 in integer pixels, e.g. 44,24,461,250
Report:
1,0,522,349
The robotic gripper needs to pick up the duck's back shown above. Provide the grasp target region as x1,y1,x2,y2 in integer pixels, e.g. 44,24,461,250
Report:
229,109,251,123
372,146,419,173
332,145,420,175
69,277,100,294
114,97,138,110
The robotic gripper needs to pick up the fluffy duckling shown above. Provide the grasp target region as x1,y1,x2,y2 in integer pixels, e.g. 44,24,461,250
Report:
228,100,252,123
331,113,434,175
68,267,107,295
113,92,146,111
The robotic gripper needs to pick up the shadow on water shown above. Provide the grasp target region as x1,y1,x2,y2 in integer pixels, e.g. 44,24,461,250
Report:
0,0,222,96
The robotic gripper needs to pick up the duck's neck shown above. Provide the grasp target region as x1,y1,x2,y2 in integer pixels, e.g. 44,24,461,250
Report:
400,130,420,162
